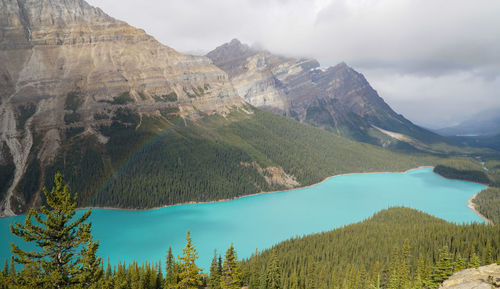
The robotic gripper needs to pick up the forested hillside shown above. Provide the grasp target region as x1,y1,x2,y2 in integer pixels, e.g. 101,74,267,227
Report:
431,157,500,224
32,107,437,210
241,207,500,289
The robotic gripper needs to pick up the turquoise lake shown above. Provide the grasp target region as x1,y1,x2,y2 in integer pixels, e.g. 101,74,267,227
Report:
0,167,487,270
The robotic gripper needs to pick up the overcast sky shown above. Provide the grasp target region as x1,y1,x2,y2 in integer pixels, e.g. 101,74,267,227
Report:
87,0,500,128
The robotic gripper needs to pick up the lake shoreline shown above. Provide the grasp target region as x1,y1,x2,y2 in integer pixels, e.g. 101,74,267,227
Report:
467,194,493,224
79,166,434,213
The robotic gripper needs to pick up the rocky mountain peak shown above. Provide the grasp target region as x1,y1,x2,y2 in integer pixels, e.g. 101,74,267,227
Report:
0,0,243,216
207,39,443,148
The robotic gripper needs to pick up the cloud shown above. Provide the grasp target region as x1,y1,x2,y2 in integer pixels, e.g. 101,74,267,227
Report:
86,0,500,127
362,69,500,128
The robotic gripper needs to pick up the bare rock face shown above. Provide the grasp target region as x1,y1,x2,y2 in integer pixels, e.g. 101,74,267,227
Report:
440,264,500,289
207,39,442,147
0,0,243,216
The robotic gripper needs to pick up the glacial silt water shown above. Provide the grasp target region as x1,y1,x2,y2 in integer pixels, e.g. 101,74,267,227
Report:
0,167,486,270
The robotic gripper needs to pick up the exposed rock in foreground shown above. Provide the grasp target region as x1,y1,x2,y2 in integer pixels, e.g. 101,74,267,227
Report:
440,264,500,289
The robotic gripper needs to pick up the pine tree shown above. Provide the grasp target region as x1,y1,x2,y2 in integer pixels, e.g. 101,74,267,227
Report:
430,246,454,287
470,252,480,268
165,246,177,289
78,236,104,288
208,250,222,289
176,231,202,289
8,258,15,285
454,253,465,272
221,244,241,289
258,266,267,289
483,241,493,265
1,260,7,279
105,257,112,280
0,260,7,289
387,247,400,289
266,251,281,289
399,239,411,288
156,261,163,289
9,172,102,288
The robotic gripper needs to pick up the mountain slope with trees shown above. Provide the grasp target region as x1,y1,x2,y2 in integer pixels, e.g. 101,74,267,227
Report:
39,107,437,210
241,207,500,289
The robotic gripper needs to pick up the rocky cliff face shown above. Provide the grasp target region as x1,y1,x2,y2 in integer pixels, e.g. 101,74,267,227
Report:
0,0,243,216
207,39,444,148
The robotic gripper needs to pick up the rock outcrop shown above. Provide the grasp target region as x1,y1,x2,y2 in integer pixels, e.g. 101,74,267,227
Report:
207,39,444,147
440,264,500,289
0,0,243,216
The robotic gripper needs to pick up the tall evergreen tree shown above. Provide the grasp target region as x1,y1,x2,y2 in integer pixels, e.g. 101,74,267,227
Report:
454,253,465,272
78,236,104,288
9,172,102,288
165,246,177,289
221,244,241,289
430,246,454,287
399,239,411,288
156,261,163,289
105,257,112,280
266,251,281,289
1,260,7,277
208,250,222,289
176,231,202,289
470,252,481,268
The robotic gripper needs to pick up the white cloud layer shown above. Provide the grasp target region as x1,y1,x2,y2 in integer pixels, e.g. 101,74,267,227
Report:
87,0,500,128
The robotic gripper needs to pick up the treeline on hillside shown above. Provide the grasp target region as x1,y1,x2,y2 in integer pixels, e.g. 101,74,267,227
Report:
29,108,437,210
433,158,490,184
470,158,500,224
241,207,500,289
474,187,500,224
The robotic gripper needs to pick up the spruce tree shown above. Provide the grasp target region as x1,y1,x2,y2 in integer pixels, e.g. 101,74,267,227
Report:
454,253,465,272
1,260,7,277
470,252,480,268
221,244,241,289
176,231,202,289
9,172,102,288
399,239,411,288
208,250,221,289
266,251,281,289
430,246,454,286
78,236,104,287
165,246,177,289
156,261,163,289
0,260,7,289
484,241,493,265
105,257,112,280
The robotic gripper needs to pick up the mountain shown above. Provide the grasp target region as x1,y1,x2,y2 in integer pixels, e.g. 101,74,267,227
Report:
436,108,500,136
207,39,452,151
0,0,435,216
0,0,241,216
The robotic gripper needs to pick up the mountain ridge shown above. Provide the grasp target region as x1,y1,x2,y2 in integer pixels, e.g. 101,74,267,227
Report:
0,0,244,216
0,0,440,217
436,108,500,136
207,39,451,150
